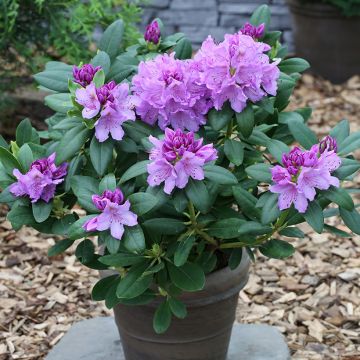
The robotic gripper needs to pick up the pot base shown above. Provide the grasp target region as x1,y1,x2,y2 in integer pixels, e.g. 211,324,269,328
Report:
45,317,291,360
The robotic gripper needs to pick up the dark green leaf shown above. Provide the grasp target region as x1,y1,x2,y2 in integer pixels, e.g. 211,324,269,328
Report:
75,239,95,264
245,163,272,182
153,301,172,334
174,38,192,59
224,139,244,166
99,173,116,193
92,275,118,301
279,58,310,74
0,146,22,174
128,193,158,215
261,192,281,224
34,70,72,92
185,179,211,213
18,144,34,170
7,205,35,230
334,158,360,180
48,239,74,257
90,137,114,176
236,105,254,138
68,215,97,240
238,221,272,236
167,262,205,292
99,19,124,59
324,224,352,238
233,186,261,220
143,218,186,235
260,239,295,259
122,225,146,253
174,234,195,267
323,187,354,211
250,4,271,28
44,93,72,113
267,140,289,163
208,103,234,131
119,160,150,184
32,201,52,223
229,248,243,270
168,298,187,319
16,119,32,146
287,114,317,149
339,207,360,235
99,252,144,267
91,51,111,75
330,119,349,145
303,201,324,233
204,165,238,185
208,218,245,239
71,176,99,213
338,131,360,155
279,227,305,238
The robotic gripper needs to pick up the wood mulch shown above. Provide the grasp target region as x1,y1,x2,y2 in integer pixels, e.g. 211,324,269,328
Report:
0,75,359,360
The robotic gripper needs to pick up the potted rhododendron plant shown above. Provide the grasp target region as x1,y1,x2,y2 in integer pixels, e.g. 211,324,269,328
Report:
0,5,359,360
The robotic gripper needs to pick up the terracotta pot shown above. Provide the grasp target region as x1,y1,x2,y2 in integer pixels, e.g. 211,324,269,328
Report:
112,253,250,360
287,0,360,83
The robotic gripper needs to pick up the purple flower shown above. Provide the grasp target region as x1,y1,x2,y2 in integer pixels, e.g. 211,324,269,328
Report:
83,188,137,240
10,153,68,203
319,135,337,154
194,32,280,113
144,20,161,45
75,81,136,142
73,64,101,87
147,128,217,194
240,22,265,39
270,140,341,213
131,53,213,132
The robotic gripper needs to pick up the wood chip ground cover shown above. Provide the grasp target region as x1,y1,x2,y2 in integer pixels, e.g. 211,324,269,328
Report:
0,75,359,359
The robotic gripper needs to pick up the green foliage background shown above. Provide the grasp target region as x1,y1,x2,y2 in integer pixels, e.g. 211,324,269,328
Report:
0,0,144,77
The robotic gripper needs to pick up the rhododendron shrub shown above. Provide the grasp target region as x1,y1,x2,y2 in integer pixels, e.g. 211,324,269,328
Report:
0,6,359,334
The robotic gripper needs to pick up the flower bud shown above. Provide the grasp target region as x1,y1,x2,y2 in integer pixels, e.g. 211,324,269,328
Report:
144,20,161,45
240,22,265,39
73,64,101,87
319,136,337,154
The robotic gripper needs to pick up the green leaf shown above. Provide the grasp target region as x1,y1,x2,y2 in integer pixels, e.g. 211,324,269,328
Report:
250,4,271,29
153,301,172,334
174,38,192,59
119,160,150,184
339,207,360,235
168,262,205,292
48,239,75,257
99,252,144,267
303,201,324,233
236,105,254,138
127,192,158,216
323,187,354,211
279,227,305,238
208,103,234,131
261,192,281,224
56,125,91,164
324,224,352,238
173,191,188,213
75,239,95,264
7,205,35,230
122,225,146,253
99,19,124,59
71,176,99,213
0,186,16,204
204,165,238,185
18,144,34,170
68,215,97,240
185,179,211,213
224,139,244,166
174,234,195,267
208,218,245,239
34,70,72,92
257,97,274,114
16,119,32,147
232,186,261,220
259,239,295,259
143,218,186,235
92,69,105,88
92,275,118,301
0,146,22,174
229,248,243,270
103,233,120,254
245,163,272,182
168,298,187,319
338,131,360,155
89,137,114,176
116,262,151,299
99,173,116,193
287,114,317,149
267,140,289,163
330,119,349,145
32,201,52,223
238,222,272,236
44,93,72,113
279,58,310,74
333,158,360,180
91,51,111,75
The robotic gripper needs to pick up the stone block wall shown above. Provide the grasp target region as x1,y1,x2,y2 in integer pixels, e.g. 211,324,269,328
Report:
140,0,294,51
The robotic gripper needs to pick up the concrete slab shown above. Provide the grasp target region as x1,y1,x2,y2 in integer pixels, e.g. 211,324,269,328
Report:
46,317,290,360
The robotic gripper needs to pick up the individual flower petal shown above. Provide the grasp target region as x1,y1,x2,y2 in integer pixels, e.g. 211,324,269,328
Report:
75,82,101,119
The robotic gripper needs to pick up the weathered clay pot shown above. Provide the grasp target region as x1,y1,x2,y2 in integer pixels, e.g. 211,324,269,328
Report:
287,0,360,83
113,253,250,360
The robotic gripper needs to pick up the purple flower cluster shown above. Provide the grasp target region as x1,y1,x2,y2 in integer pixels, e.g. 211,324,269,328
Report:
10,153,68,203
131,53,212,132
194,32,280,113
270,137,342,213
73,64,101,87
240,22,265,39
83,188,137,240
144,20,161,45
75,81,136,142
147,128,217,194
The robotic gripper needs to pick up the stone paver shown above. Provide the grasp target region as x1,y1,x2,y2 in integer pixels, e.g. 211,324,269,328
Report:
46,317,290,360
